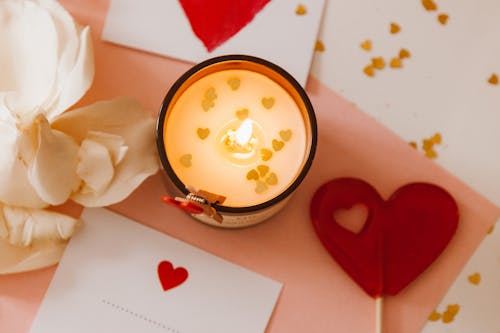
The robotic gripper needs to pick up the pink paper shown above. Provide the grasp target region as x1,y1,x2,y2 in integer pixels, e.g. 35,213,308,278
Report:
1,1,498,332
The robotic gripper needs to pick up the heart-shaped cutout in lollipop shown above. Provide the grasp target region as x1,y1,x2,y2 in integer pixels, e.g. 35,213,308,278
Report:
310,178,459,297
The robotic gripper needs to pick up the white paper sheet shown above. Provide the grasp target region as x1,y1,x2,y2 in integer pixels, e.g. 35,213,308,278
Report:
102,0,325,87
29,208,282,333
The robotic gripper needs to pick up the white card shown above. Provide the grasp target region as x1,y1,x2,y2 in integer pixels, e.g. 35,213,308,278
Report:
29,208,282,333
102,0,325,87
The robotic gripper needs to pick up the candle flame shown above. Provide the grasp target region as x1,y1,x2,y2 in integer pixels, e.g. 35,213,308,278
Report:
235,119,253,146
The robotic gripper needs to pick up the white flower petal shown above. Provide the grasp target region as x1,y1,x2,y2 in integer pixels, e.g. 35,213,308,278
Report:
52,97,159,206
28,115,80,205
0,0,58,116
86,131,128,164
77,139,115,194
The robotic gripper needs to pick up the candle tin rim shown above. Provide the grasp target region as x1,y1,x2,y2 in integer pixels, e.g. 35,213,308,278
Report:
156,54,317,214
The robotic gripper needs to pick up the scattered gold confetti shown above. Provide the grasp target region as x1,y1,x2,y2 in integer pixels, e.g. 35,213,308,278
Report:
487,224,495,234
442,304,460,323
201,99,215,111
315,40,325,52
422,0,438,11
363,65,375,77
257,165,270,177
272,139,285,151
227,77,240,90
409,141,418,149
428,310,441,321
488,73,498,85
204,87,217,100
279,129,292,142
260,148,273,161
246,169,259,181
255,180,268,193
399,48,411,59
425,148,438,159
360,39,372,51
371,57,386,70
431,132,442,144
266,172,278,185
180,154,192,167
201,87,217,111
468,272,481,285
438,13,449,25
390,57,402,68
390,22,401,34
196,128,210,140
236,108,249,120
261,97,275,109
295,4,307,15
421,132,442,159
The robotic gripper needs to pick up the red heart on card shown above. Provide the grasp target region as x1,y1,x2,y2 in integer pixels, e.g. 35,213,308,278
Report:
179,0,271,52
310,178,459,297
157,261,189,291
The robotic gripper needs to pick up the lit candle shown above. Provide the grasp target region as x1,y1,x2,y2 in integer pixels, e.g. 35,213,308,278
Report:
157,55,317,227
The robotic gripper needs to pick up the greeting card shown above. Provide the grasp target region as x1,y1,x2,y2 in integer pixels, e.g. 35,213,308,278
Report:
102,0,325,86
29,208,282,333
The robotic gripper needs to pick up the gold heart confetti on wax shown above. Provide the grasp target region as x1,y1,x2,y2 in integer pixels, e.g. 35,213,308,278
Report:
279,129,292,142
422,0,437,11
437,13,449,25
390,58,402,68
265,172,278,185
390,22,401,34
360,39,372,51
204,87,217,100
272,139,284,152
295,4,307,15
488,73,498,85
180,154,192,167
260,148,273,161
257,165,269,177
255,180,268,193
201,99,215,111
236,108,249,120
227,77,240,90
467,272,481,285
196,128,210,140
261,97,275,109
246,169,259,181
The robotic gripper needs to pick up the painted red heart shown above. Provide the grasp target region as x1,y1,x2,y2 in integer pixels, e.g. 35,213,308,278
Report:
179,0,271,52
310,178,459,297
157,260,189,291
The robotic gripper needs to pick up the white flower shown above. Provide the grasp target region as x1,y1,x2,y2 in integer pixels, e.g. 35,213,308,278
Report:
0,1,160,274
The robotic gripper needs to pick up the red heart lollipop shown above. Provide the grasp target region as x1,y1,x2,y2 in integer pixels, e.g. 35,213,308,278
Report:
310,178,459,297
179,0,270,52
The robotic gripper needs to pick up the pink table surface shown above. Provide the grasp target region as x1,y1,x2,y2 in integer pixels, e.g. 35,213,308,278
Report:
1,1,499,332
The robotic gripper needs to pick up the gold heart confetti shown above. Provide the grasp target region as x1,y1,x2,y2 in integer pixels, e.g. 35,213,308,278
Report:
390,57,402,68
197,128,210,140
360,39,372,51
399,48,411,59
202,99,215,111
371,57,386,70
295,4,307,15
236,108,249,120
204,87,217,100
428,310,441,321
441,304,460,323
422,0,437,11
279,129,292,142
363,65,375,77
488,73,498,85
390,22,401,34
265,172,278,185
257,165,269,177
272,139,284,152
487,224,495,234
261,97,275,109
467,272,481,285
180,154,192,167
260,148,273,161
246,169,259,181
227,77,240,90
255,180,268,193
437,13,449,25
314,40,325,52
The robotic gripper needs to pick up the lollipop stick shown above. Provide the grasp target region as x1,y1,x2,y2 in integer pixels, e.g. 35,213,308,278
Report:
375,297,383,333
